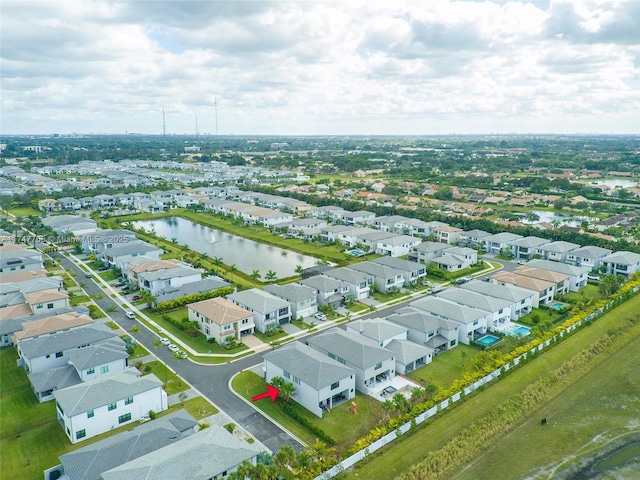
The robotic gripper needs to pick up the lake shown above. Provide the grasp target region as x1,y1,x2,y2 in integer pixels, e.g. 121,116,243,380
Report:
131,217,319,278
520,210,597,228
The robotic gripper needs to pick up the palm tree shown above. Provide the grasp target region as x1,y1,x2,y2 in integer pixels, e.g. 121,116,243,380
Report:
250,269,261,286
381,399,394,420
228,264,237,282
141,291,156,309
392,392,410,414
278,382,296,404
295,264,304,278
171,237,178,244
152,338,162,364
213,256,223,267
265,270,277,282
171,352,185,387
411,387,425,404
274,444,296,472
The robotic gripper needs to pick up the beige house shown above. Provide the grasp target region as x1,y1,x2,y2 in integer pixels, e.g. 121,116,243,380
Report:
188,297,255,344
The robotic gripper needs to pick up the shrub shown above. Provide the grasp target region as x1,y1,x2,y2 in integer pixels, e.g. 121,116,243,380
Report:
282,403,335,444
224,423,236,434
149,410,156,420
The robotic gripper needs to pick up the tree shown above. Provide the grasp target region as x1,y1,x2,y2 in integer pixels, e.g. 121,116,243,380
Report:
141,291,156,308
295,264,304,277
278,382,296,404
228,264,237,282
129,325,140,335
265,270,277,282
152,338,162,364
381,399,394,420
171,352,186,386
171,237,178,244
392,392,410,414
250,269,261,285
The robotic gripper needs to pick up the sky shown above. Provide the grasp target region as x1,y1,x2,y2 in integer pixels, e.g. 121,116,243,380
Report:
1,0,639,136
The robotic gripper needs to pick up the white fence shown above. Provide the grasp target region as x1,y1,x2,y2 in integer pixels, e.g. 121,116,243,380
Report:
315,291,630,479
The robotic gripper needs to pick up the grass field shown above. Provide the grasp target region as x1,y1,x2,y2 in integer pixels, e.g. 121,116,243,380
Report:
342,293,640,480
141,361,189,395
98,270,118,281
407,344,482,390
232,371,386,453
8,207,41,217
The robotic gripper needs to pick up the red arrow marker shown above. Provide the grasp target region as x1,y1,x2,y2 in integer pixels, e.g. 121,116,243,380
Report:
252,384,279,403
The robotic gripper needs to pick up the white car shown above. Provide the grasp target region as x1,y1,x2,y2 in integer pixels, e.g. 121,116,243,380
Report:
587,274,601,281
159,337,170,346
314,312,328,321
168,344,179,353
125,311,136,319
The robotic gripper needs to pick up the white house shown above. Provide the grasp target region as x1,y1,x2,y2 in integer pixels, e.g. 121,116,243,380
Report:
483,232,523,255
307,328,395,395
436,287,512,330
53,368,167,444
507,236,551,260
0,247,43,273
386,307,459,353
264,342,356,417
514,265,571,296
101,241,162,270
227,288,291,333
349,262,405,293
188,297,255,343
370,256,426,285
137,266,201,296
324,267,374,301
299,275,350,309
375,234,422,257
526,259,590,291
490,271,554,305
458,229,492,248
407,242,450,263
565,246,612,271
535,241,581,263
263,283,318,319
600,251,640,277
460,280,535,320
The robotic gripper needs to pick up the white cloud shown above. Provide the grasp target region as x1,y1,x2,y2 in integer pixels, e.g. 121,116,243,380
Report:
0,0,638,134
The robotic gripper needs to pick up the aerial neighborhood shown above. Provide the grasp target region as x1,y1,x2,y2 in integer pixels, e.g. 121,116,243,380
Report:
1,134,639,480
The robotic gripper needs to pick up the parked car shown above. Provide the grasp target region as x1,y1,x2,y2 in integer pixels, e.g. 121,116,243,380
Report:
314,312,328,321
114,280,125,287
587,274,601,281
456,276,473,284
85,273,92,278
131,295,142,301
98,266,109,272
168,344,179,353
125,310,136,319
159,337,171,346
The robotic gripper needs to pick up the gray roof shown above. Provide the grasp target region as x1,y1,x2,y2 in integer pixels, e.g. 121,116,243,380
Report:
349,262,404,280
460,280,535,303
138,266,199,282
324,267,372,285
525,259,590,276
370,256,424,273
601,250,640,266
461,229,491,239
99,424,262,480
28,364,81,394
386,339,433,364
53,368,163,417
264,342,355,389
104,241,161,258
537,241,581,253
42,215,97,229
436,287,513,313
65,338,128,370
155,277,230,303
567,245,612,259
263,283,317,303
60,410,197,480
484,232,523,244
411,241,450,254
348,318,407,342
299,275,346,293
307,328,393,370
18,323,117,359
227,288,290,314
386,307,458,333
10,276,63,294
357,231,396,242
507,236,551,248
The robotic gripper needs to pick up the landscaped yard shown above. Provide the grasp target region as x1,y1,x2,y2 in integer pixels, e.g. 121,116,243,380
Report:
346,301,370,313
69,294,91,306
253,329,289,343
98,270,118,281
232,370,386,453
8,207,41,217
169,396,219,420
370,290,409,303
518,307,565,327
407,344,482,390
141,361,190,395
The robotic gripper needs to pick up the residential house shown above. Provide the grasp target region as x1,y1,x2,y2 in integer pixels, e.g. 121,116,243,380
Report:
340,210,376,226
24,289,70,312
57,197,82,210
38,198,60,213
433,246,477,272
42,215,98,236
307,328,395,394
154,276,230,304
483,232,523,255
346,318,407,347
565,246,613,271
535,241,581,263
137,266,202,296
349,262,405,293
460,280,536,318
386,307,459,353
264,342,356,417
490,271,555,305
436,287,512,329
0,247,43,273
410,296,491,344
514,265,571,296
263,283,318,319
525,259,590,292
435,225,463,244
507,236,551,260
370,256,426,285
385,339,433,374
101,241,162,269
324,267,374,301
407,241,451,263
375,234,422,257
227,288,291,333
299,275,349,309
458,229,491,248
188,297,255,343
79,229,137,255
53,368,167,444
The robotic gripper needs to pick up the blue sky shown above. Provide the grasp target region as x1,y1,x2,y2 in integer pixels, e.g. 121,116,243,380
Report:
1,0,638,135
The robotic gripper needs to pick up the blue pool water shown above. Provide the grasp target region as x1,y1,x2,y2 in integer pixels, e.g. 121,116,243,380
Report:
348,249,365,256
476,335,501,347
550,302,565,310
504,324,532,337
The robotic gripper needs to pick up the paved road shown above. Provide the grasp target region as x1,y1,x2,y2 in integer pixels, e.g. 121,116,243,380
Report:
50,250,303,453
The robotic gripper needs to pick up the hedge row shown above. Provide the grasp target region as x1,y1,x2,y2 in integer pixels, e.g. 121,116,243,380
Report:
282,403,336,445
152,286,235,313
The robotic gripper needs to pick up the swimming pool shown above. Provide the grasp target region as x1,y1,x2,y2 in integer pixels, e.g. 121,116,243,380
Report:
476,335,501,347
550,301,567,310
347,249,365,257
503,323,532,337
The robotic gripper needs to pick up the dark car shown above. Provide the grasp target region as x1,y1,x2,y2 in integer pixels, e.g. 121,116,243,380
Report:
131,295,142,301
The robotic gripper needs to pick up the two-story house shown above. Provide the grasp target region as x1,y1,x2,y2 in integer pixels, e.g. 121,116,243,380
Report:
263,283,318,319
227,289,291,333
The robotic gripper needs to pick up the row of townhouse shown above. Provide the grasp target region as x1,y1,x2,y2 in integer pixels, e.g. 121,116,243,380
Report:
202,198,294,227
318,225,422,257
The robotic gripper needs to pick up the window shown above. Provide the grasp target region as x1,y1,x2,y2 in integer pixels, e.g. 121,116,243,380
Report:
37,304,43,309
118,413,132,424
87,410,94,418
47,303,54,309
76,429,86,440
473,320,479,326
283,370,290,379
125,396,133,405
223,324,231,330
375,362,382,370
292,375,300,385
86,367,95,375
100,365,109,374
450,339,456,347
331,381,339,390
55,351,63,358
108,402,117,411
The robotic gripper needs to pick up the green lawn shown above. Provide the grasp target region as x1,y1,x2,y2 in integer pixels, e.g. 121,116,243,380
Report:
342,293,640,480
370,290,409,303
253,329,289,343
141,361,190,395
128,343,150,359
8,207,41,217
562,284,600,303
173,396,219,420
144,309,249,355
346,302,370,313
98,270,118,281
451,324,640,480
105,321,121,330
232,371,386,453
69,294,90,306
407,344,482,390
518,307,565,327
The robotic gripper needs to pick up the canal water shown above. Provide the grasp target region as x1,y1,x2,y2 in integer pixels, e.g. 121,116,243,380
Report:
132,217,319,278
